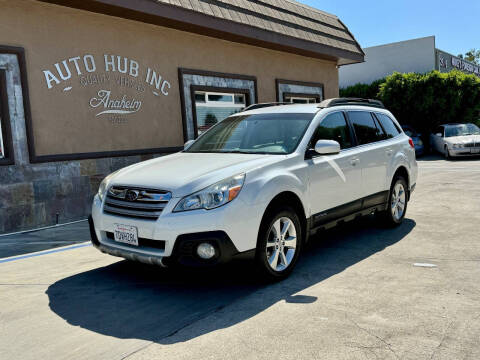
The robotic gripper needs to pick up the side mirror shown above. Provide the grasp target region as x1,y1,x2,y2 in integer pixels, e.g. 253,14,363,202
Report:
314,140,340,155
184,139,195,149
435,133,442,137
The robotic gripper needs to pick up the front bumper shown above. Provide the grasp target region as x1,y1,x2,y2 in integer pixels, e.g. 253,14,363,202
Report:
90,193,260,266
449,148,480,157
89,215,250,266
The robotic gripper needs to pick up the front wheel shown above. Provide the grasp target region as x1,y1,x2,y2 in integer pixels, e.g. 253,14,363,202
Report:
377,176,408,227
445,146,452,160
255,207,302,281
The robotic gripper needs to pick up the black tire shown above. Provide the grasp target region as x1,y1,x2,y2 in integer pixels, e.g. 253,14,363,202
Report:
377,176,408,227
444,146,451,160
255,206,303,281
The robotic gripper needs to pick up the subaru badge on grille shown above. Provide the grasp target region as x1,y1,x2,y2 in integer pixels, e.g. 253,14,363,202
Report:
125,190,139,201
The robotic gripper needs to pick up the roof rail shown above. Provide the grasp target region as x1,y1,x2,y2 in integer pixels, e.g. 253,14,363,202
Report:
318,98,385,109
243,102,293,111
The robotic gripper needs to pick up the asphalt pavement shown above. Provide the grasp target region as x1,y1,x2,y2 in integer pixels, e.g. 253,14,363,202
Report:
1,155,480,360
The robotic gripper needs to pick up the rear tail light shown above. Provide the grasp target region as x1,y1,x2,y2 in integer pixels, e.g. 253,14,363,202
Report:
408,138,415,148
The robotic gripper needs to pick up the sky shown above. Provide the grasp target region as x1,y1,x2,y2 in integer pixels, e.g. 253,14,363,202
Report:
297,0,479,56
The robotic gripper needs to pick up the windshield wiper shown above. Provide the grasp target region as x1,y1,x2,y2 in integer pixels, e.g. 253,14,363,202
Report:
222,150,255,154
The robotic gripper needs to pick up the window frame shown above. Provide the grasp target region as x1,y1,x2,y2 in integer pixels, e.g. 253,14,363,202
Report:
283,92,321,104
195,91,247,108
275,79,324,104
190,85,251,138
0,69,14,166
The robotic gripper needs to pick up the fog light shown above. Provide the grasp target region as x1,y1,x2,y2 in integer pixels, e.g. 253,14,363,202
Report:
197,243,216,259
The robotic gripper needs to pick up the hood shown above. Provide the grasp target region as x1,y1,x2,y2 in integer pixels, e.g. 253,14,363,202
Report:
444,134,480,144
108,152,283,197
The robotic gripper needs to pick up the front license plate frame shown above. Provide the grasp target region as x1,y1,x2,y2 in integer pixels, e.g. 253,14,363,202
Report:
113,224,139,246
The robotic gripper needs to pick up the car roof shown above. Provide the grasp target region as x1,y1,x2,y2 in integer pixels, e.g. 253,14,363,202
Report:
238,103,391,116
238,103,319,116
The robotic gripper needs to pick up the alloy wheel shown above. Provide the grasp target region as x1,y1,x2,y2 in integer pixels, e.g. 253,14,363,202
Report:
391,182,406,221
266,217,297,272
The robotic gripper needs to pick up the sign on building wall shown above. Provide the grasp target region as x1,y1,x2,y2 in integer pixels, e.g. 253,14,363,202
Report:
42,54,171,121
29,51,183,158
436,49,480,77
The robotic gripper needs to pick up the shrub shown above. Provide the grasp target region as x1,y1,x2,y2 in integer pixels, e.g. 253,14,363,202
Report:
341,71,480,147
340,78,385,99
378,70,480,144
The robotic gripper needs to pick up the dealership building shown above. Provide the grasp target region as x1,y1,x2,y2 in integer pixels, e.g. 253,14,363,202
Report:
0,0,363,233
339,36,480,88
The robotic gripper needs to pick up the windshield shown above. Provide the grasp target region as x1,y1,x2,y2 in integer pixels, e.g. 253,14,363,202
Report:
185,113,314,154
445,124,480,137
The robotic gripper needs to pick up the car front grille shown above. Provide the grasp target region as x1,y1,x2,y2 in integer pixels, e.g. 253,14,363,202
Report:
103,186,172,220
464,142,476,148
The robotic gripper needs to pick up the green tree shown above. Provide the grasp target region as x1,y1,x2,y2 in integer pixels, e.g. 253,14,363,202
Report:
458,49,480,65
378,70,480,146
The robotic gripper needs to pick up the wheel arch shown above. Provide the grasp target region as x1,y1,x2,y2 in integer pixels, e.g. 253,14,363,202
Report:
260,191,308,245
391,165,411,199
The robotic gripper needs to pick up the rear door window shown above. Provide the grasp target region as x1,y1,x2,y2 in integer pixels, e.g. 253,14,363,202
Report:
376,113,401,138
348,111,385,145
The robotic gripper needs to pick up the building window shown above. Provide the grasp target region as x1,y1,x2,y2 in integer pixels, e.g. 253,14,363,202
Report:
276,79,324,105
179,69,257,141
0,69,14,165
283,93,320,104
193,90,248,136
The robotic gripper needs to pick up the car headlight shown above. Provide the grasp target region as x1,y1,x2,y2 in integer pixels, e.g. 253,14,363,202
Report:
174,174,245,212
417,139,423,146
97,171,119,201
98,178,108,201
452,143,464,149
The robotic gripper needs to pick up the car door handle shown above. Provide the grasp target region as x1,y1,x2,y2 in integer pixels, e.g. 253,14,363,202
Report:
350,158,359,166
386,149,393,156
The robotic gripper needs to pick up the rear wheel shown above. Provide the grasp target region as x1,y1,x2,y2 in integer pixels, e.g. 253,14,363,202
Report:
255,207,302,281
377,176,408,227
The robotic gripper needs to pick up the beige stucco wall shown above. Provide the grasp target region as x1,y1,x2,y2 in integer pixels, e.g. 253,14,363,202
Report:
0,0,339,156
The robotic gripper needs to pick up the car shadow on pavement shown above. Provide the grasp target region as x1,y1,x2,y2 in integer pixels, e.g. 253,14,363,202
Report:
46,216,415,344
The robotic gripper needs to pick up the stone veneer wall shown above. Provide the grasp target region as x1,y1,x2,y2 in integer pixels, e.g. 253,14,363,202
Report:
0,155,158,234
0,52,163,234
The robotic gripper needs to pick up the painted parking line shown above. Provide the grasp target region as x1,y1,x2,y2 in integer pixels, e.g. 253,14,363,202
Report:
0,243,92,264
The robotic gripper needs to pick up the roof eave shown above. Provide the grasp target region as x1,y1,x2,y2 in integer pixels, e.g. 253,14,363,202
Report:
38,0,364,64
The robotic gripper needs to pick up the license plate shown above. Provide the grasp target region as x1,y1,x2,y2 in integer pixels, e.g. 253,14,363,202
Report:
113,224,138,246
472,149,480,154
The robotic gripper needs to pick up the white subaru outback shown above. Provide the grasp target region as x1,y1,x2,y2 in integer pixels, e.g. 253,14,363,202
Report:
89,98,417,280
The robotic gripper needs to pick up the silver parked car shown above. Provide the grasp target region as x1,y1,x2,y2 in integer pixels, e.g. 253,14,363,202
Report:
430,123,480,159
